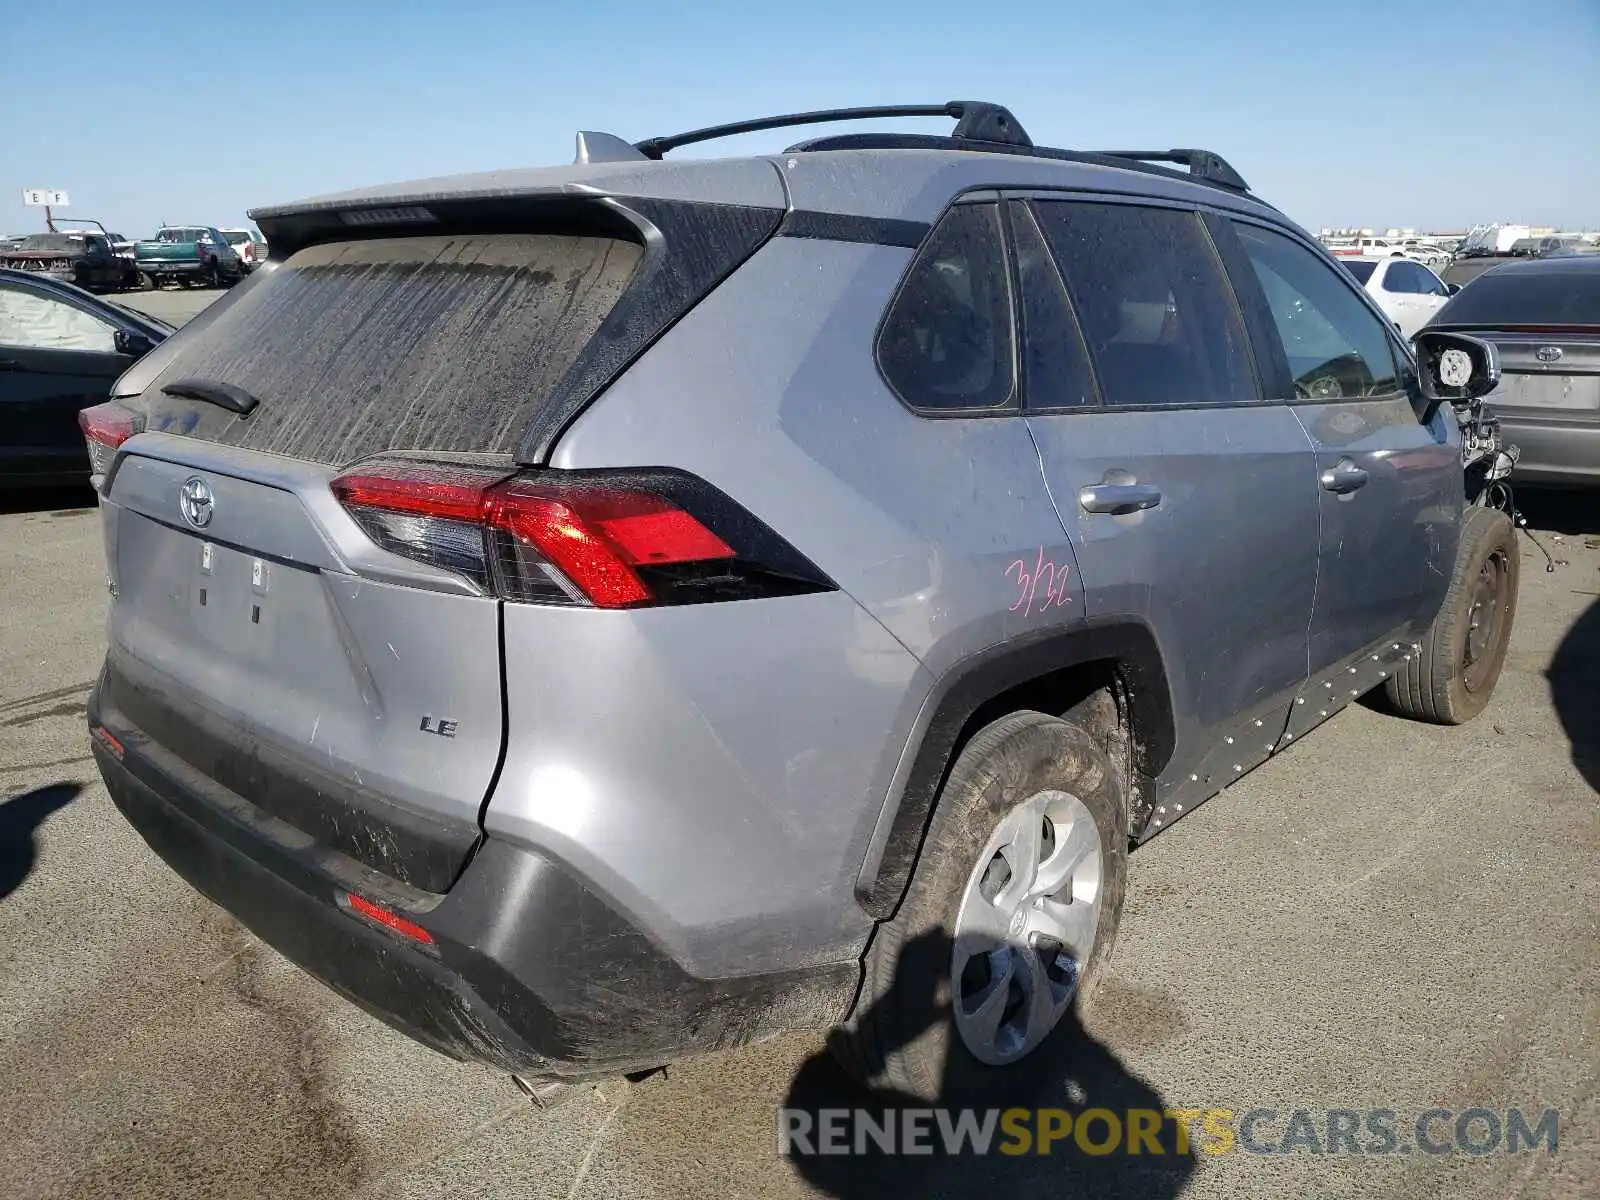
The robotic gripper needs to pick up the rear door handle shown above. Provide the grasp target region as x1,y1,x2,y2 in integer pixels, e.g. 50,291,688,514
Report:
1079,482,1163,514
1320,460,1369,494
0,357,23,371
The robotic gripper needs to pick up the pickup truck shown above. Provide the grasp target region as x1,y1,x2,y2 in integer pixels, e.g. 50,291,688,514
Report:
133,226,244,289
0,232,138,292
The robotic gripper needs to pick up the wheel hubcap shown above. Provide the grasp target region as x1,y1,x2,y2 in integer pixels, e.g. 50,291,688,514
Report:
1463,551,1508,693
951,789,1103,1066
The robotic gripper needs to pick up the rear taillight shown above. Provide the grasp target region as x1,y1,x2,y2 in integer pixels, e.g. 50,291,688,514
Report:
331,458,832,609
78,402,144,480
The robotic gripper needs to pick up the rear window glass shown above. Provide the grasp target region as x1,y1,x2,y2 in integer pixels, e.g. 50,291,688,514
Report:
13,235,81,253
1435,266,1600,326
138,233,642,464
877,203,1016,412
1341,260,1376,284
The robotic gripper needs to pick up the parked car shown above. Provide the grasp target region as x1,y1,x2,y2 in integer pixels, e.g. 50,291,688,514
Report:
1340,255,1459,337
80,102,1520,1100
0,268,169,487
0,232,138,292
133,226,243,288
219,227,268,271
1326,235,1407,258
1429,255,1600,487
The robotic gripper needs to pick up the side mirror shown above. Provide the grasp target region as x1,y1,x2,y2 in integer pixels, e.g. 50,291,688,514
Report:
1446,283,1462,295
114,329,155,358
1414,330,1500,421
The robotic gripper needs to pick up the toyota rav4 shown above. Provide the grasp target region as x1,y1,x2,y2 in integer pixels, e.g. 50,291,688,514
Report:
81,102,1519,1099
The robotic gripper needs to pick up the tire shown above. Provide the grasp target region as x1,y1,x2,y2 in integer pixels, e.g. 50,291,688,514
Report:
833,709,1127,1101
139,271,157,291
1384,506,1519,724
205,259,221,289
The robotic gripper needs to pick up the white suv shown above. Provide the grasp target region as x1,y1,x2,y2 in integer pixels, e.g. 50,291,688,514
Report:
1341,255,1458,337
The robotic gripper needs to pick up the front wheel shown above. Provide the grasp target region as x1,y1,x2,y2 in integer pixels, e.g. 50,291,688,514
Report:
1385,506,1519,724
832,709,1127,1100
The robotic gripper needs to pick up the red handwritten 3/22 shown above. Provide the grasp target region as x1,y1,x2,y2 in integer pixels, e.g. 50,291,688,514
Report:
1007,547,1073,617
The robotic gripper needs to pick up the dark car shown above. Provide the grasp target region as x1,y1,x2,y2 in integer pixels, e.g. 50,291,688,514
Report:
1428,255,1600,486
0,232,137,292
0,268,170,487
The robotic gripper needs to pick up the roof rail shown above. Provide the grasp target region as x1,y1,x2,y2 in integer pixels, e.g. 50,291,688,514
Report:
632,102,1031,159
1094,149,1249,192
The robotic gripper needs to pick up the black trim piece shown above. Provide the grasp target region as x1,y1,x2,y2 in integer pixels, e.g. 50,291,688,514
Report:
1201,211,1293,400
90,687,862,1079
100,652,479,893
784,134,1258,200
857,622,1174,919
1096,148,1249,191
776,210,929,249
515,197,785,464
635,101,1030,159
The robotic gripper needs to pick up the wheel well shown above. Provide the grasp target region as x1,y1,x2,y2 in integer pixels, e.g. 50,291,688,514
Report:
957,659,1140,834
857,630,1174,920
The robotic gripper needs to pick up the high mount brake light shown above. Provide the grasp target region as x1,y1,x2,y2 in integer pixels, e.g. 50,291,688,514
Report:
330,460,818,609
78,402,144,481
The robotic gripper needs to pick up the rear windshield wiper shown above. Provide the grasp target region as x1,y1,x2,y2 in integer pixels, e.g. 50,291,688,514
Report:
160,378,260,417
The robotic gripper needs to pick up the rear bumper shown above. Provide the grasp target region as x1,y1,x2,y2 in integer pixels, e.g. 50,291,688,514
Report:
1498,410,1600,486
136,261,205,277
89,674,860,1081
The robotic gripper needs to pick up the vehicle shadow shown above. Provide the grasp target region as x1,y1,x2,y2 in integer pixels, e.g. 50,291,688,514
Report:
1511,486,1600,537
1548,596,1600,795
0,782,81,901
0,485,97,517
783,928,1195,1199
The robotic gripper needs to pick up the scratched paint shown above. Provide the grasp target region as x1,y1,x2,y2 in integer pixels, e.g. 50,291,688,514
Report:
1006,546,1073,618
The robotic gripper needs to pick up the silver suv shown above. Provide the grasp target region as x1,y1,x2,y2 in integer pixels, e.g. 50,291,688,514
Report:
81,103,1519,1099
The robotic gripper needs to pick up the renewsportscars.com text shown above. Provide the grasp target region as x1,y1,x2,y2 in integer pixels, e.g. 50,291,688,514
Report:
778,1106,1559,1157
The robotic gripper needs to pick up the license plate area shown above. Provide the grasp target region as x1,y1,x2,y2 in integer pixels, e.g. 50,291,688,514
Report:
191,539,279,648
1494,373,1600,412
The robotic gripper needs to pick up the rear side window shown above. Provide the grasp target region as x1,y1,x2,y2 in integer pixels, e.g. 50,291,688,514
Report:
877,203,1016,412
1031,201,1256,407
138,233,643,464
1342,260,1377,285
1231,223,1399,399
1435,266,1600,326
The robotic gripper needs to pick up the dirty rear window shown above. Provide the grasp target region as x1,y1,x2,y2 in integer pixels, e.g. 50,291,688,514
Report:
139,233,643,464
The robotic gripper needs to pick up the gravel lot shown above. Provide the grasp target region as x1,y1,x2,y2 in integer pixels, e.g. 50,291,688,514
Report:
1,288,1594,1198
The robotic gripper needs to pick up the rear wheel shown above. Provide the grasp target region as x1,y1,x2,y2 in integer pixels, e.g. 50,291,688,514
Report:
833,710,1127,1100
1385,506,1519,724
205,259,221,288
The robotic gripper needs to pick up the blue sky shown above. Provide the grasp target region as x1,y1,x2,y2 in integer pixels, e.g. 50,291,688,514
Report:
1,0,1594,238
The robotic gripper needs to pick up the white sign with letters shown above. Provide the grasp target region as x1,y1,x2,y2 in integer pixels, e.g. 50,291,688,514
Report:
21,188,70,207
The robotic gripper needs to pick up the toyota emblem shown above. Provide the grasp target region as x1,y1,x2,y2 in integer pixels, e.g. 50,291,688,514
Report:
179,477,215,529
1535,346,1563,364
